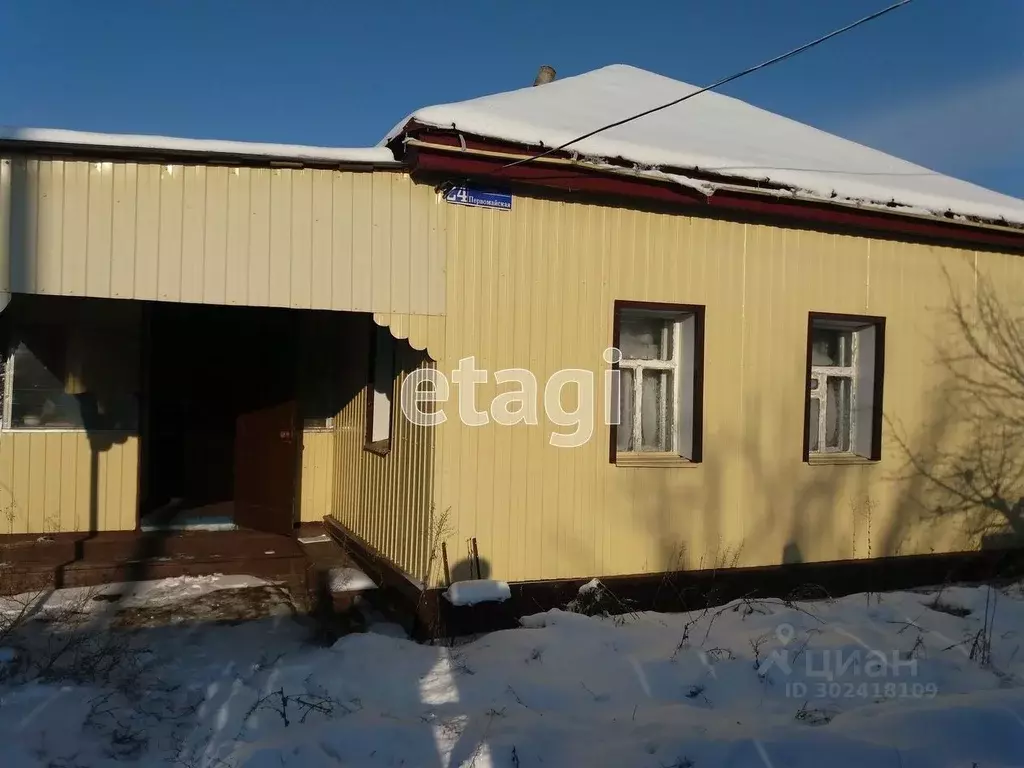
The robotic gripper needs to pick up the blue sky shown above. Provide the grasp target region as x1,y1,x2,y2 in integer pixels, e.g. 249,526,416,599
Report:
1,0,1021,197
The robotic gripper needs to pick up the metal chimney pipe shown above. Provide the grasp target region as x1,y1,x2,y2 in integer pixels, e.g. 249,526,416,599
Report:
533,65,556,86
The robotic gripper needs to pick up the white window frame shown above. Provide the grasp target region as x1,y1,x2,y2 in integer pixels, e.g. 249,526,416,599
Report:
613,303,703,462
2,346,13,430
366,325,395,449
806,314,884,461
618,315,683,454
808,326,858,454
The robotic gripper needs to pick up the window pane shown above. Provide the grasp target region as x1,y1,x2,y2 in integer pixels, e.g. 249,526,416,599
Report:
10,334,83,428
617,368,634,451
619,315,670,360
811,327,853,367
825,377,852,450
640,370,671,451
8,326,139,431
808,397,820,452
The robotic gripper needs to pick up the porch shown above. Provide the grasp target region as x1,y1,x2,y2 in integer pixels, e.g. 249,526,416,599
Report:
0,527,309,595
0,293,359,538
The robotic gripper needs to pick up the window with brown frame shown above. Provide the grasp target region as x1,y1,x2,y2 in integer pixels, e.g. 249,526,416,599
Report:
364,324,395,455
609,301,705,464
803,312,886,462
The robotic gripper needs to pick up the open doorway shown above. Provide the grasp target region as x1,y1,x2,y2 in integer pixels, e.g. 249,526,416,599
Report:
140,303,300,534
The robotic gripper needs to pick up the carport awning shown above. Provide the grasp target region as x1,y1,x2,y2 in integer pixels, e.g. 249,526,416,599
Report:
0,155,446,321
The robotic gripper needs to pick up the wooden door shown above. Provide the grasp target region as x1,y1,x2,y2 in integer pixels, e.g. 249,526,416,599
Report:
234,400,299,535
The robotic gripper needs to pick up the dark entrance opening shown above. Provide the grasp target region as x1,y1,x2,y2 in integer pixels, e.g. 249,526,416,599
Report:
140,303,300,535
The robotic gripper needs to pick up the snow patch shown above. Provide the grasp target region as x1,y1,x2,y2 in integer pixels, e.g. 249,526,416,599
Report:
297,534,332,544
328,567,377,593
443,579,511,606
0,574,275,615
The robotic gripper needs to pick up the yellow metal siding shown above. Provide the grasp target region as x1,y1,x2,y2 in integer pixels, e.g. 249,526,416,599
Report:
331,314,436,582
299,430,335,523
431,191,1024,584
5,157,445,316
0,432,138,533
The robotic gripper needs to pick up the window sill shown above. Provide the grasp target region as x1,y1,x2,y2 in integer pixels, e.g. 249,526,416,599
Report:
363,439,391,457
807,453,877,466
615,452,697,468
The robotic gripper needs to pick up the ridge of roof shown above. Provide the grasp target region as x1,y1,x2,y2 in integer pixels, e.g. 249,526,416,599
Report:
384,64,1024,228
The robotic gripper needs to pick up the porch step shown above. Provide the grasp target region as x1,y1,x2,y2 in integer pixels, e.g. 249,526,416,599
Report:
0,534,78,566
0,529,309,596
300,535,380,641
78,530,296,562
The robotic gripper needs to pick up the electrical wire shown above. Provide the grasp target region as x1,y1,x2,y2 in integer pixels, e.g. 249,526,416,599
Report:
500,0,915,171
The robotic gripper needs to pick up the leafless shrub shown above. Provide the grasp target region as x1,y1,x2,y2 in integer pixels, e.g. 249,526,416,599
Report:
564,579,638,620
969,587,999,667
0,583,206,764
750,632,775,684
243,687,354,728
794,701,836,726
784,583,834,605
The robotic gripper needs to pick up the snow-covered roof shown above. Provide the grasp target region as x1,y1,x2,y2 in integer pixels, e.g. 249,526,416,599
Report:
385,64,1024,228
0,127,398,167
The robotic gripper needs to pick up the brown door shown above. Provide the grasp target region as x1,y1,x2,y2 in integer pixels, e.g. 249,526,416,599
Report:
234,400,299,535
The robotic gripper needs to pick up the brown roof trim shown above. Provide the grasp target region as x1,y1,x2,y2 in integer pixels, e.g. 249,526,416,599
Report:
402,132,1024,252
398,123,796,192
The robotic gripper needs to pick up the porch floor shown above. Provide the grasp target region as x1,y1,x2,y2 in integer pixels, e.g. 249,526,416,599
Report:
0,528,309,596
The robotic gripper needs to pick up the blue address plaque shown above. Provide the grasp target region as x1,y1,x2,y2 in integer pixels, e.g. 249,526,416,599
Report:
443,185,512,211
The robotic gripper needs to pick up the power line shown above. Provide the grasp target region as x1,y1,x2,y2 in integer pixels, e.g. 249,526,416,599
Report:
500,0,915,171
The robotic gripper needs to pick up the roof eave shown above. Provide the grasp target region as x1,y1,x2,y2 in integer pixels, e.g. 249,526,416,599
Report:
0,137,404,171
400,130,1024,252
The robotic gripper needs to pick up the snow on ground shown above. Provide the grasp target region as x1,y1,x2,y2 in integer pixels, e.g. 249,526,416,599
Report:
329,567,377,593
3,578,1024,766
0,574,276,614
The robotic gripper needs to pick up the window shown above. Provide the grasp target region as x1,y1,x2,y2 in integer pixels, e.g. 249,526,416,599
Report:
2,324,139,431
804,313,885,461
364,324,395,453
610,301,705,464
297,317,340,432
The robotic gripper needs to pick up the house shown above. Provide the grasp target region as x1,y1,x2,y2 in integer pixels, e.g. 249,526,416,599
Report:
3,65,1024,620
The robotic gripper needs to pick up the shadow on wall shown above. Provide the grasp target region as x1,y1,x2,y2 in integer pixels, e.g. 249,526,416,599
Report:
638,259,1024,580
889,263,1024,555
3,164,134,555
448,557,492,584
782,543,803,565
0,295,135,548
640,396,881,581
